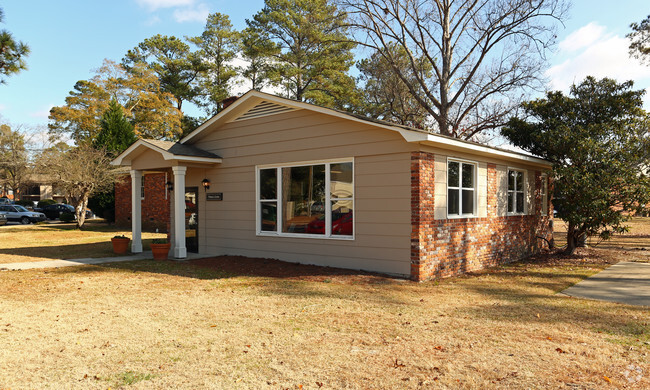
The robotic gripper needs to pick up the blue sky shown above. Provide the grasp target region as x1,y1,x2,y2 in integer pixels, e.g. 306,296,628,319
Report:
1,0,649,141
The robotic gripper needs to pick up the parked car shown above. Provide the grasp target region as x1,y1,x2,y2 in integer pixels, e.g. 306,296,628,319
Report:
41,203,75,220
0,197,12,205
41,203,94,220
0,213,7,226
0,204,46,224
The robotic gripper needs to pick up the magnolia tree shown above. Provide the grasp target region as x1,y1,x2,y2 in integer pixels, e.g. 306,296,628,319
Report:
40,144,116,228
502,77,650,254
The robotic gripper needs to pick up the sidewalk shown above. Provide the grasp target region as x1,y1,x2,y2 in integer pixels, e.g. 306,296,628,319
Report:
0,251,207,271
559,261,650,307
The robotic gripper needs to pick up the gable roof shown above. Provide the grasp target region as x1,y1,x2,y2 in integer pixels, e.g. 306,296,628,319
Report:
111,139,222,166
181,90,552,168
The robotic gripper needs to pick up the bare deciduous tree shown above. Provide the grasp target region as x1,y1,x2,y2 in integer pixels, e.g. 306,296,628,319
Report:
0,123,32,200
40,144,116,228
340,0,568,139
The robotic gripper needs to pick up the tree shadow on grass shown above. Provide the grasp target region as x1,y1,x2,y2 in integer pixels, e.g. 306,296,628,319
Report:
454,261,650,342
0,240,159,262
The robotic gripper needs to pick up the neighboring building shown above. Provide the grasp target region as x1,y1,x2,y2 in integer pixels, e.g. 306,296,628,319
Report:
112,90,553,281
1,174,66,204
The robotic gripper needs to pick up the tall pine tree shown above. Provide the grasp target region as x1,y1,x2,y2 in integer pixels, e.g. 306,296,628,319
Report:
246,0,359,109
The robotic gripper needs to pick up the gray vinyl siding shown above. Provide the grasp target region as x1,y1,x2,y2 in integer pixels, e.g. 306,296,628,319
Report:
186,109,414,276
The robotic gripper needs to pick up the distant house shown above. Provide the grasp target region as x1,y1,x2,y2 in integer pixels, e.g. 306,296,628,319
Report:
1,174,66,204
112,90,553,281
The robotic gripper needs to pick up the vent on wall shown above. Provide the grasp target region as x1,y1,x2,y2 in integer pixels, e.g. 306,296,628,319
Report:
232,101,296,122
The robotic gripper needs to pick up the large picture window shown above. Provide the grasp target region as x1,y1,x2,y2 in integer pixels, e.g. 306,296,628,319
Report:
447,160,475,217
257,160,354,238
508,169,525,214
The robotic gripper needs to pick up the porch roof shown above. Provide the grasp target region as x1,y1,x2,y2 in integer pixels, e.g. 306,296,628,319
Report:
111,139,223,167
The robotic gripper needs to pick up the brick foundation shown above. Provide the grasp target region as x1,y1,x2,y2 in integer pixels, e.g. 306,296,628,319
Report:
410,152,552,281
115,172,170,233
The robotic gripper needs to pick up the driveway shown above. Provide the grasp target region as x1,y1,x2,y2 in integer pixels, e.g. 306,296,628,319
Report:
560,261,650,307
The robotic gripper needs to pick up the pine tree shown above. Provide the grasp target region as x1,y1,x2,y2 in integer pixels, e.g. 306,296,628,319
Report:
0,8,29,84
246,0,358,109
93,99,137,157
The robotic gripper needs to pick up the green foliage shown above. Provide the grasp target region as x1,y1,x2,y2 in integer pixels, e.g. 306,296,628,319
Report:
247,0,359,109
36,199,56,209
123,35,204,111
15,199,33,208
240,27,275,91
0,8,29,84
93,99,137,156
87,188,115,222
357,44,432,128
189,13,240,115
60,212,75,223
628,14,650,64
180,115,202,139
151,238,168,244
502,77,650,253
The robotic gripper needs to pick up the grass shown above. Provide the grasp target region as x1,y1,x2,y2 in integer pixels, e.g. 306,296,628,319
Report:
0,220,648,388
0,220,166,264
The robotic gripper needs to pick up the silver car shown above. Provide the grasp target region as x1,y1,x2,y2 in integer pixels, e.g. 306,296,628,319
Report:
0,205,46,224
0,212,6,226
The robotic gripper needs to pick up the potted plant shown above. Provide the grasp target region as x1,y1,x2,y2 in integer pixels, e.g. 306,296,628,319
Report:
150,238,171,260
111,235,130,254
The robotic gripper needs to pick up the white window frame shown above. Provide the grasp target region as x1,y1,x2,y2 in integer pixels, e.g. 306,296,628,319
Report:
446,158,477,218
541,173,548,215
507,168,526,215
255,158,355,240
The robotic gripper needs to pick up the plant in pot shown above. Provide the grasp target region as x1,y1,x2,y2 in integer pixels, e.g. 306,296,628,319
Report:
150,238,171,260
111,235,130,254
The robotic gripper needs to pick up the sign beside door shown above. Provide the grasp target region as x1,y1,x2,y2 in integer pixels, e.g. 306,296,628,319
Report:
206,192,223,201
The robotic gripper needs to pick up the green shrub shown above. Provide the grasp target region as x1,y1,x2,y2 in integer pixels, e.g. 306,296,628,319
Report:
60,212,75,223
15,199,34,208
37,199,57,208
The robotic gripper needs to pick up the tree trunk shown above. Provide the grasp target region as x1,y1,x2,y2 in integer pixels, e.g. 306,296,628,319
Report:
75,195,89,229
564,222,578,255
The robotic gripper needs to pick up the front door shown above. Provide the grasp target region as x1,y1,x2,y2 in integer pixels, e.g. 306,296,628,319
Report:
185,187,199,253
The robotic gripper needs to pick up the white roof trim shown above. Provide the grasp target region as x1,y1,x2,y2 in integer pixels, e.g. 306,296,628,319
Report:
180,90,551,168
111,139,222,166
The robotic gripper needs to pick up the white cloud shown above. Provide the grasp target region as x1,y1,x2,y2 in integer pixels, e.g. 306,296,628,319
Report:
546,23,650,106
136,0,194,11
173,3,209,23
558,22,608,53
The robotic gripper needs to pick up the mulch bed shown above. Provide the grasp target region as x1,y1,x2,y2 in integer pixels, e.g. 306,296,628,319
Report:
188,255,405,284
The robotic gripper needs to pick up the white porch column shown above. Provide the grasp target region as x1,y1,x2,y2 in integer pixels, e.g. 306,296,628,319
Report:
130,170,143,253
172,166,187,258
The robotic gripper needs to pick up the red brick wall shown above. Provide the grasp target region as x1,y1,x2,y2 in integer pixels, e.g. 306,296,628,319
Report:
410,152,552,281
115,172,170,233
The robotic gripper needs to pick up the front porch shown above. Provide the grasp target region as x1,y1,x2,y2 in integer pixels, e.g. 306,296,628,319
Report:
111,139,222,258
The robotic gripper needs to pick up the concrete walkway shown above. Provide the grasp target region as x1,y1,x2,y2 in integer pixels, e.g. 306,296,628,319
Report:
560,261,650,307
0,251,207,271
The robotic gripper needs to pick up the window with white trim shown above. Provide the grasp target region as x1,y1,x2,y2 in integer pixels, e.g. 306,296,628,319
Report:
257,160,354,238
447,160,476,217
508,169,525,214
541,173,548,215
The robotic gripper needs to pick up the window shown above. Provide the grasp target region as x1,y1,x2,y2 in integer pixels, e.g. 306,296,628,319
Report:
541,173,548,215
257,160,354,238
141,176,145,200
508,169,525,214
447,160,475,217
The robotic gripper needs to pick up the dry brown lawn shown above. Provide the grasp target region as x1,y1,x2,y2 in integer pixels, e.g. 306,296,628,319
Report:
0,220,648,389
0,220,166,264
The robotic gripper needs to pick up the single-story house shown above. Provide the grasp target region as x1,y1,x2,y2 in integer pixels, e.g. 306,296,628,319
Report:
112,90,553,281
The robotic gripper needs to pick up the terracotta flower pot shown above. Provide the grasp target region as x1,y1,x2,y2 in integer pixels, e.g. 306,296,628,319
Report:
150,243,171,260
111,237,130,255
